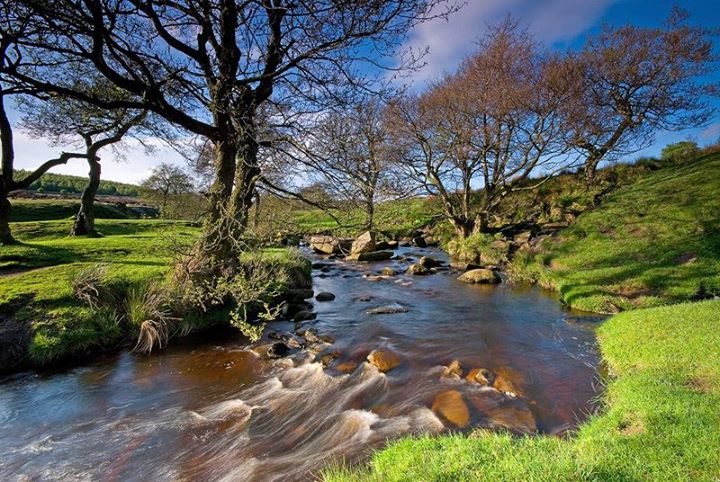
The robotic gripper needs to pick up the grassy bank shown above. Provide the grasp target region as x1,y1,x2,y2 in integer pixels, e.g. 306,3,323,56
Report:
509,154,720,313
0,218,309,371
325,299,720,481
9,198,156,222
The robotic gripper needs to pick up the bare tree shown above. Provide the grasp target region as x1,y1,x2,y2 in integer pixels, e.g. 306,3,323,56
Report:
18,91,148,236
565,7,718,179
281,99,412,230
1,0,456,259
390,20,573,236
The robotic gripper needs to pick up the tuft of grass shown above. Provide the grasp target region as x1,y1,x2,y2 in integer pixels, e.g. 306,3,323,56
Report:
509,154,720,313
323,300,720,481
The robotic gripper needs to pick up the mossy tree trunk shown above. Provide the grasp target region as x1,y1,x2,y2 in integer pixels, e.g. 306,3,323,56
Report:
71,156,101,236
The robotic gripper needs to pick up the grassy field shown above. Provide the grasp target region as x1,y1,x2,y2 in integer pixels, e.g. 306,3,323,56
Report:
9,198,156,222
0,218,307,370
324,299,720,481
510,154,720,313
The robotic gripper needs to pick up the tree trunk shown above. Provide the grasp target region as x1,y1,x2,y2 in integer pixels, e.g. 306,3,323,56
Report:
71,157,101,236
202,138,238,259
472,212,490,235
450,216,474,238
0,191,14,245
230,128,260,232
584,158,598,180
365,197,375,231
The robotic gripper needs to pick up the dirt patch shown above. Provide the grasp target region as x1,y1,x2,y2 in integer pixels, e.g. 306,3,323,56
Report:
674,252,698,265
0,315,31,374
685,375,716,394
619,418,645,436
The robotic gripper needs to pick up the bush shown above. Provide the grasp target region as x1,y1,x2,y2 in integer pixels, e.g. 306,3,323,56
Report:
660,141,699,164
445,233,507,265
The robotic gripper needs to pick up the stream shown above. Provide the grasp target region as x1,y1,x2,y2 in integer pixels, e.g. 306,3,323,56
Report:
0,247,601,481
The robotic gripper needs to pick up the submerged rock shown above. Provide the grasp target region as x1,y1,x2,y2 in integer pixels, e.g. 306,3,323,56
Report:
367,349,401,373
366,303,409,315
345,250,394,262
442,360,464,379
267,342,290,358
431,390,470,428
381,267,398,276
406,263,429,275
457,269,501,284
294,310,317,322
335,361,359,374
315,292,336,302
466,367,496,386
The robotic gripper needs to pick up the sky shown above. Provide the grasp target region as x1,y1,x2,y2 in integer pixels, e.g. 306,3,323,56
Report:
10,0,720,185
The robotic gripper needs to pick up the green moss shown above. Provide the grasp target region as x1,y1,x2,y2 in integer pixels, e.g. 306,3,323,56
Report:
509,154,720,312
324,300,720,481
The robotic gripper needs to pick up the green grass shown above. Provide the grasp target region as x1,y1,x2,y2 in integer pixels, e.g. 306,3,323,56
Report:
9,198,153,222
324,300,720,481
291,197,442,237
0,218,308,369
509,154,720,313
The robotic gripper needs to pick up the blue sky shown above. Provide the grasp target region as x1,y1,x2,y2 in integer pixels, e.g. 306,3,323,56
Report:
11,0,720,184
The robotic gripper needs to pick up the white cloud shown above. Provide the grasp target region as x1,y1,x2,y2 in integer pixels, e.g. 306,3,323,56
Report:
403,0,617,85
12,129,187,185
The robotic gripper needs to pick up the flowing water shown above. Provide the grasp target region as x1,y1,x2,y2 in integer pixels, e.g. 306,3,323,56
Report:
0,247,601,481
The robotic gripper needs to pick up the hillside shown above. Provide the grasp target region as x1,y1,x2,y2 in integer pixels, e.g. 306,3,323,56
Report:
510,154,720,313
14,169,141,197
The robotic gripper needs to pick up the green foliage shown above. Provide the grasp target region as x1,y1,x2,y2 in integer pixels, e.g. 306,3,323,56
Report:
445,233,507,265
509,154,720,312
660,141,700,164
14,169,140,197
324,300,720,482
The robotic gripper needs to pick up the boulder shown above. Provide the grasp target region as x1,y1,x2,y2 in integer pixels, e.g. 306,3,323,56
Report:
366,303,409,315
406,263,429,275
450,261,482,272
489,239,510,251
310,235,338,254
315,292,336,302
319,350,340,366
351,231,376,255
442,360,464,379
367,349,401,373
267,342,290,358
294,310,317,322
419,256,442,268
423,236,439,247
345,250,394,262
381,267,398,276
412,236,427,247
513,231,533,245
458,269,501,284
387,240,399,250
286,288,315,301
466,367,496,386
431,390,470,428
375,241,390,251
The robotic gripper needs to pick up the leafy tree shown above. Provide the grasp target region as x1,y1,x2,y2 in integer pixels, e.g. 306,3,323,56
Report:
660,141,700,164
141,163,195,218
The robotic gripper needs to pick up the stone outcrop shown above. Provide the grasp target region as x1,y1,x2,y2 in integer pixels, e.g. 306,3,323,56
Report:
309,235,352,255
351,231,376,255
457,269,501,284
406,263,429,275
315,292,336,302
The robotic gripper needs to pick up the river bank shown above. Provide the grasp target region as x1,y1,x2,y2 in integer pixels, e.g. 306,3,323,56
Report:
327,299,720,481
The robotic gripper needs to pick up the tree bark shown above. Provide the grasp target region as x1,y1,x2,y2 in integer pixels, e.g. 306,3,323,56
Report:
0,191,14,245
450,216,474,238
365,197,375,231
71,156,101,236
230,127,260,233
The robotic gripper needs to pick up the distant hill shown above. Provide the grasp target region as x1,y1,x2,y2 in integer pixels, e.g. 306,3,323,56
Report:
14,170,141,197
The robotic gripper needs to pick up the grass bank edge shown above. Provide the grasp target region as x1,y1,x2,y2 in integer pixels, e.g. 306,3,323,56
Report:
0,219,311,372
323,299,720,481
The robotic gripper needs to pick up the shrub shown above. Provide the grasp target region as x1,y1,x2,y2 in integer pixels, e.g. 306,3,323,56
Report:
125,284,178,354
660,141,700,164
